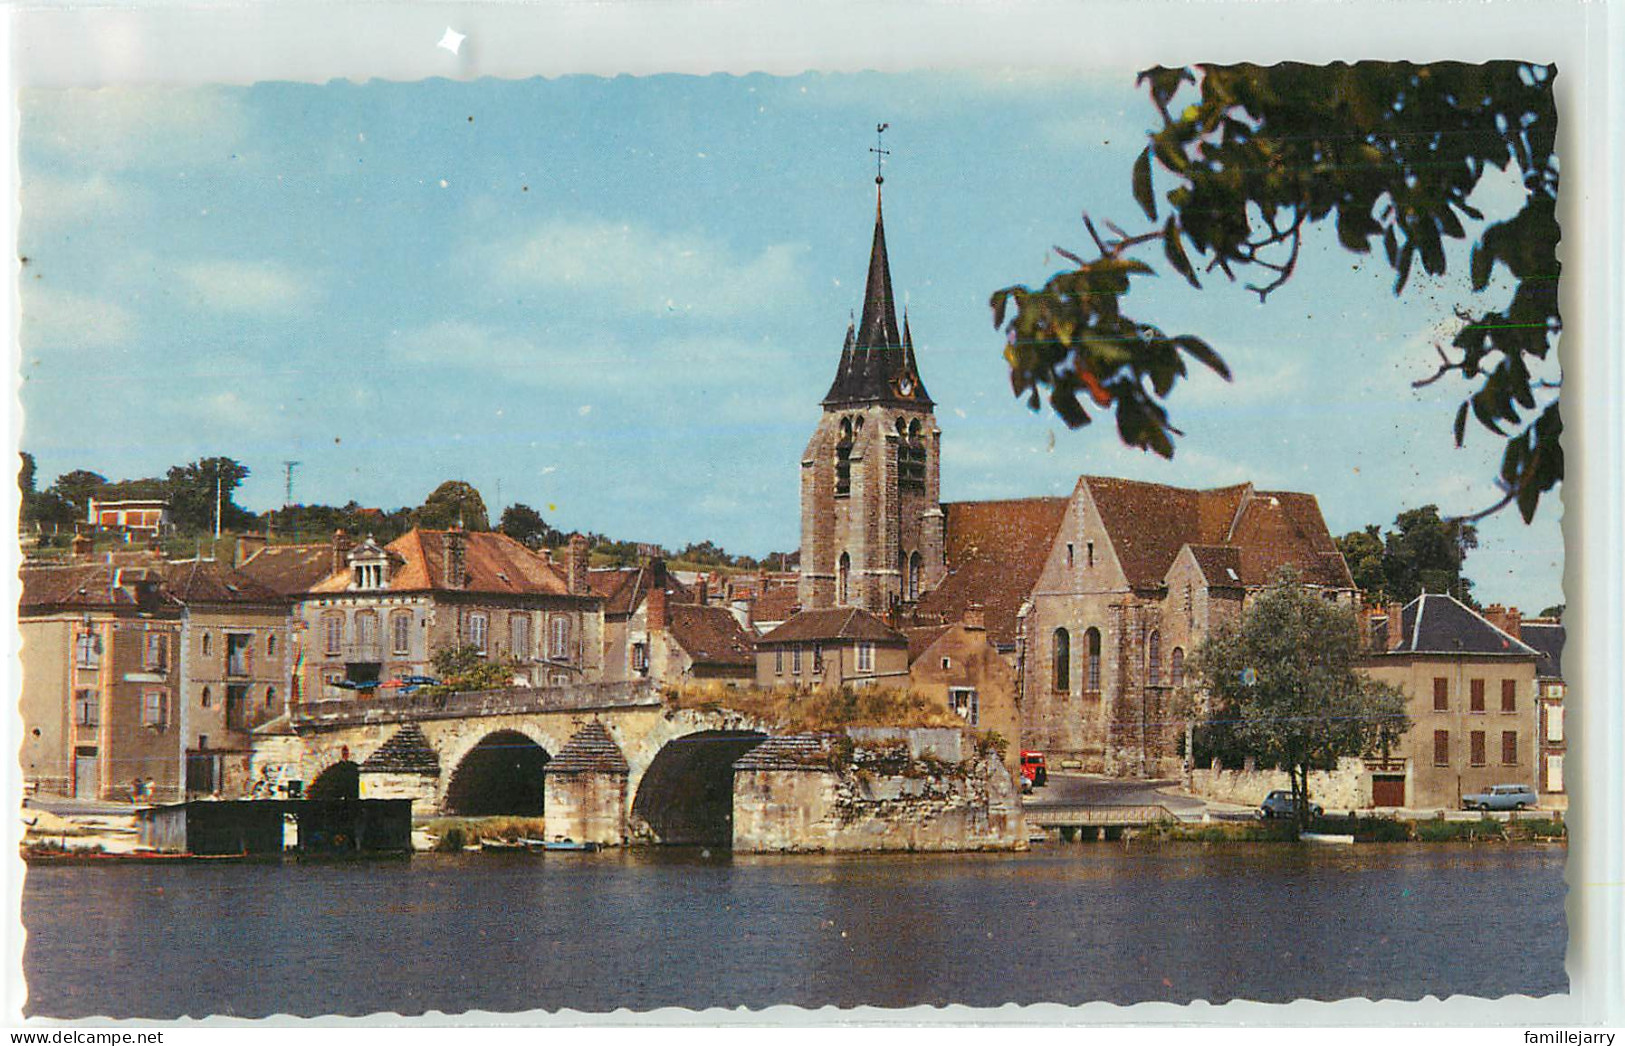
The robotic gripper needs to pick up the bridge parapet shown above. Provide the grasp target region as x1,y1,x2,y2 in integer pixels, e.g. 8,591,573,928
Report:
291,680,661,732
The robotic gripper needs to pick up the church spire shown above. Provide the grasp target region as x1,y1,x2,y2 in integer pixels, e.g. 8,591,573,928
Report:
820,128,931,409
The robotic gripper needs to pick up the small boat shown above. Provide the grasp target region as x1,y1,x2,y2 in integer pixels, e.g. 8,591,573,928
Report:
528,838,601,853
1300,832,1356,845
478,838,527,852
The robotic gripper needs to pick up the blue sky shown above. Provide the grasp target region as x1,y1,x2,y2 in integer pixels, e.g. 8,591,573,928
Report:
16,70,1563,610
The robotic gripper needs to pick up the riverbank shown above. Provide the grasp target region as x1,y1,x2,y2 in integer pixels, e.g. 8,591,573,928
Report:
1095,813,1568,845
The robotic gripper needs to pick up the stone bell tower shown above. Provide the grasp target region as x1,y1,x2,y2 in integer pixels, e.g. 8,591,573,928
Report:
797,174,945,614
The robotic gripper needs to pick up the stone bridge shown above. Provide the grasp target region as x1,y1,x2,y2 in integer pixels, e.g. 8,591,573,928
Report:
249,681,774,846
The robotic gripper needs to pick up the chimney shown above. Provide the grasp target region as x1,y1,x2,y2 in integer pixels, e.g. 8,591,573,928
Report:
445,527,467,588
235,532,267,568
647,582,668,632
1385,602,1405,650
1505,607,1522,640
567,533,590,596
963,603,986,631
332,529,354,574
649,557,668,591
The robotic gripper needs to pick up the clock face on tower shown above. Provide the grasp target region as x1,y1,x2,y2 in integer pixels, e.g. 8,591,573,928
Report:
896,374,914,398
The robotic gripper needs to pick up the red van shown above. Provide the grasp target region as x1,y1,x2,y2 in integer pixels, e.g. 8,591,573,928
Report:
1020,751,1048,788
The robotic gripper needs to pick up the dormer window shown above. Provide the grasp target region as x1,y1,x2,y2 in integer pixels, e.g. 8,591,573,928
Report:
347,538,390,591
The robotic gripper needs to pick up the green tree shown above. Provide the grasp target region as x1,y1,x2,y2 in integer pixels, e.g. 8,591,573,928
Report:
18,453,35,527
1538,604,1564,620
416,480,489,531
166,458,254,533
428,644,515,693
1338,505,1478,605
498,503,560,548
994,61,1560,522
47,469,108,519
1189,571,1410,831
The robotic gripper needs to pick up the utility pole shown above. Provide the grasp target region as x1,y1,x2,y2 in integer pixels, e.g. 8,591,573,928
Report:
213,471,222,546
283,461,301,543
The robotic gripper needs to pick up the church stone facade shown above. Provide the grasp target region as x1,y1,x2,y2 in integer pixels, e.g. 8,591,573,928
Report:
797,182,1359,778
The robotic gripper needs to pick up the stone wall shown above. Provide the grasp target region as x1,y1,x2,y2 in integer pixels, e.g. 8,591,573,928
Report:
733,730,1024,852
546,772,628,845
1186,756,1367,810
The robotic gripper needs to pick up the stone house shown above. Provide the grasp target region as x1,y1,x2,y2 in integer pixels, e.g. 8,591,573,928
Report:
153,559,296,796
21,564,184,800
1359,594,1540,810
20,557,291,801
1488,609,1565,806
755,607,909,690
905,605,1021,776
270,528,603,702
587,560,695,683
795,179,1355,778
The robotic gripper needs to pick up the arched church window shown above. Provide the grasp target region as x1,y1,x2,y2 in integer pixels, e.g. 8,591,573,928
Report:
1171,647,1185,688
835,417,854,496
1052,628,1070,692
1085,627,1102,692
908,551,922,601
838,552,851,606
1147,630,1161,686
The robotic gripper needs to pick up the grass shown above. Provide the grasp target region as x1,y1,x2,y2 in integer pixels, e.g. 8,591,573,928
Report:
423,816,547,850
1123,812,1564,846
665,681,965,733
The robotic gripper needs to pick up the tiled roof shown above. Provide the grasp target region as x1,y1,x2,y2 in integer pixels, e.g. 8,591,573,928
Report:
237,544,339,597
1519,620,1565,680
913,497,1069,648
666,604,756,667
904,624,952,664
154,560,288,606
751,585,801,626
1081,477,1351,590
732,734,831,771
586,566,694,617
758,607,906,645
359,724,441,775
306,529,574,597
545,721,629,774
1388,594,1540,657
1187,544,1244,588
20,564,181,612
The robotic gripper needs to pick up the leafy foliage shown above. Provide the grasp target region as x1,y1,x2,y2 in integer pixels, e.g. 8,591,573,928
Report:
1189,571,1411,829
995,61,1561,520
415,480,489,531
166,457,255,532
1335,505,1478,605
426,644,517,694
498,503,562,548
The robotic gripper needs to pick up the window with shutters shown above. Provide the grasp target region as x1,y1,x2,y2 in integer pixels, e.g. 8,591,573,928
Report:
792,646,802,674
510,614,532,661
1433,677,1448,711
1470,730,1486,766
323,613,343,656
1546,704,1564,743
949,687,978,726
549,616,570,660
1470,678,1485,712
74,689,98,728
1501,679,1517,712
143,631,168,671
1433,730,1449,766
1502,731,1518,765
141,690,168,729
468,612,489,654
74,632,101,669
391,611,412,656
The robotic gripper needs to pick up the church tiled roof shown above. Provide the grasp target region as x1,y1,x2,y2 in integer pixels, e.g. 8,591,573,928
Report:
821,190,931,409
913,497,1070,649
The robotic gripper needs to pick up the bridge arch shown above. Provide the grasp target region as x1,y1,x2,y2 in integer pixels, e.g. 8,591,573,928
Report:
629,729,768,845
306,759,360,800
443,729,552,816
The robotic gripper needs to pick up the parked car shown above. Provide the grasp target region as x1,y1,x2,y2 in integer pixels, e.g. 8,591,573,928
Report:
1463,783,1538,811
1020,751,1047,788
1257,790,1323,820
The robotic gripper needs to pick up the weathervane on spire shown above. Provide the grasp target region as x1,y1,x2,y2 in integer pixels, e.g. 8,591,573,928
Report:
871,122,890,185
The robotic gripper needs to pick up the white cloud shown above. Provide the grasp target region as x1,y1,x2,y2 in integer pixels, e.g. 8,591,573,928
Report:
176,260,318,313
23,173,136,228
22,86,249,171
20,285,134,351
479,217,808,318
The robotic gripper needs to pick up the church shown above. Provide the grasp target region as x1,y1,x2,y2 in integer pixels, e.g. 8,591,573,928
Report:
793,177,1360,778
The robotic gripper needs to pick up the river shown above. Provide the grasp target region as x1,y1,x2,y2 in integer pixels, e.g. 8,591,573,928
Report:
22,844,1567,1018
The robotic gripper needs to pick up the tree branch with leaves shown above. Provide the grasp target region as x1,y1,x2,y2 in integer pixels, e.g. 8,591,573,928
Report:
994,61,1561,521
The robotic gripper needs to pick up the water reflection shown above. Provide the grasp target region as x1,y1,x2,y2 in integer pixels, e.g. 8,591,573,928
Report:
23,845,1566,1018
